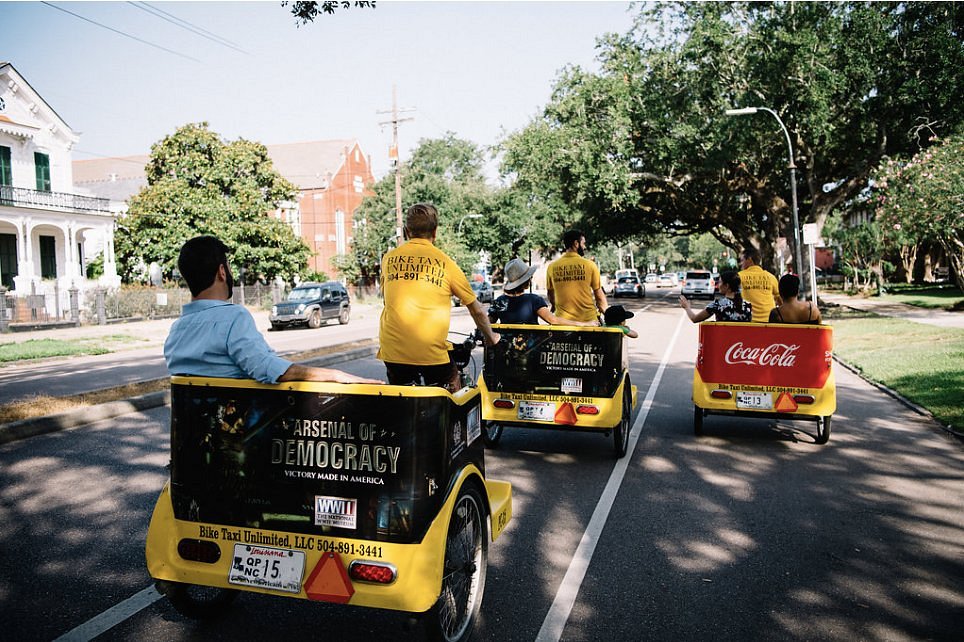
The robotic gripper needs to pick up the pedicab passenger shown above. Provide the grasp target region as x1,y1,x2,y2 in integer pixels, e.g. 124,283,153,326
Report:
488,258,595,326
678,270,752,323
768,273,822,324
164,235,381,384
377,203,501,391
603,305,639,338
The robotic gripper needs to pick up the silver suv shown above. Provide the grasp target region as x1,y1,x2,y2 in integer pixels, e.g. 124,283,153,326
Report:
270,281,350,330
681,271,715,299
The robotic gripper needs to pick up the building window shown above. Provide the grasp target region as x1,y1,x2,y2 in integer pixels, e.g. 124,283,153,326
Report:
0,146,12,186
40,235,56,278
35,152,51,192
335,210,346,254
0,233,17,289
353,175,364,193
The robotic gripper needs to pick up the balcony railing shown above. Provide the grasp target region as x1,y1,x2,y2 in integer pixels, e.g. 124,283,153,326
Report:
0,185,111,214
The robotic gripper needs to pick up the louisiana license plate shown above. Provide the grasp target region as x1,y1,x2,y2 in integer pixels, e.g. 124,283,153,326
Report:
228,544,306,593
518,401,555,421
735,391,773,410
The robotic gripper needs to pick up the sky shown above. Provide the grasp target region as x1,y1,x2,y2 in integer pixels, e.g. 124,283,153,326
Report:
2,1,638,181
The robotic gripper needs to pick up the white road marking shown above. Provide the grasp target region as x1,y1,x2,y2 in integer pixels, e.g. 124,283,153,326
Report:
535,314,686,642
52,584,162,642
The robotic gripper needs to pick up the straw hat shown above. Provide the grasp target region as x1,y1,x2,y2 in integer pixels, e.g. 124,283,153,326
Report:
503,258,538,291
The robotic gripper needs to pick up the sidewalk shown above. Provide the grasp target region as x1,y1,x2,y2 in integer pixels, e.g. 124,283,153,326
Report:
819,291,964,329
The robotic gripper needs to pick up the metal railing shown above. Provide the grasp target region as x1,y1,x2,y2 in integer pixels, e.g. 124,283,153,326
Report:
0,185,111,214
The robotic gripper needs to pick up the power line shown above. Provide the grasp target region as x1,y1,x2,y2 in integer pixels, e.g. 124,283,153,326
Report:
40,2,201,63
129,2,249,55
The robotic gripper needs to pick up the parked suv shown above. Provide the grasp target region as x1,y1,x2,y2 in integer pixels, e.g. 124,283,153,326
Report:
681,271,715,299
270,281,350,330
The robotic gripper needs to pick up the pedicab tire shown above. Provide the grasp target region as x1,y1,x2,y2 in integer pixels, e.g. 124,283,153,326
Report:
307,309,323,329
155,579,239,619
694,406,704,435
425,484,488,642
613,383,632,458
481,421,503,448
815,415,832,445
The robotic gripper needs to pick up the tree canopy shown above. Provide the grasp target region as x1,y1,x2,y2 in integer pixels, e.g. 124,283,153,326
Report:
501,2,964,272
116,122,311,285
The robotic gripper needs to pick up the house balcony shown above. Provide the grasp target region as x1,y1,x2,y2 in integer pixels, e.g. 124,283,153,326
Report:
0,185,111,215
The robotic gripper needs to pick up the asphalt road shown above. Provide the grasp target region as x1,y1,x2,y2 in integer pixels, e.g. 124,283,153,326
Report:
1,288,962,641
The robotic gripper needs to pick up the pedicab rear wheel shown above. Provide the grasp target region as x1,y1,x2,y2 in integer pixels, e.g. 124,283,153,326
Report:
613,383,632,458
815,415,832,445
481,421,503,448
694,406,704,435
155,580,238,619
425,485,488,642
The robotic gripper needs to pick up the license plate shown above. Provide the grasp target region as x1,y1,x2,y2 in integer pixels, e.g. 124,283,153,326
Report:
228,544,305,593
560,377,583,394
518,401,555,421
736,391,772,410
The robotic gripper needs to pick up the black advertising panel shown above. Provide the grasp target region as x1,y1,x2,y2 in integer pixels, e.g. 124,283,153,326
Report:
169,382,484,544
484,327,625,398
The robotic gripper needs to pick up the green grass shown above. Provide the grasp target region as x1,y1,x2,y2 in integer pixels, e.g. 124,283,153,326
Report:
880,284,964,310
825,308,964,431
0,335,148,363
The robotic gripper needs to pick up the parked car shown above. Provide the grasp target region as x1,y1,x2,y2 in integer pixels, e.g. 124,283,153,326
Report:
270,281,350,330
454,280,494,306
613,275,646,298
659,274,676,288
645,273,660,285
681,270,715,299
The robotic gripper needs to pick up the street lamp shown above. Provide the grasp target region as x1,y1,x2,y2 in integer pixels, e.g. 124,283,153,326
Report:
725,106,808,300
457,214,483,235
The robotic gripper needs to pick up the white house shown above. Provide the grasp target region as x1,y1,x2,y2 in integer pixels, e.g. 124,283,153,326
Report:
0,62,119,317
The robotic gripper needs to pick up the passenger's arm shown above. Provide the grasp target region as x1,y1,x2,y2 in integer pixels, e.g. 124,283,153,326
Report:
537,306,594,326
466,300,501,346
279,364,383,384
679,295,711,323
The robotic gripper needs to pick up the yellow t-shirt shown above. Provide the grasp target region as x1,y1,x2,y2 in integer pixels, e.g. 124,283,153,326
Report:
377,238,476,365
738,265,780,322
546,251,602,323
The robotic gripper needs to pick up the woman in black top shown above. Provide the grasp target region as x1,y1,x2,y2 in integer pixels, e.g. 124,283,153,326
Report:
768,274,822,324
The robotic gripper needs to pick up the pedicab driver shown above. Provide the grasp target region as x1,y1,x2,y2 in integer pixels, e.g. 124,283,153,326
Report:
378,203,501,390
546,229,607,324
738,247,782,323
165,235,380,384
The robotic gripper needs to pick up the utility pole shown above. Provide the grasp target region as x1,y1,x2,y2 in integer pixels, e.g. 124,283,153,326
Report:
377,85,415,244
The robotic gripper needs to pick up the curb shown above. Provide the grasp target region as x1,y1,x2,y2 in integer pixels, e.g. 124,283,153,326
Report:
0,341,379,446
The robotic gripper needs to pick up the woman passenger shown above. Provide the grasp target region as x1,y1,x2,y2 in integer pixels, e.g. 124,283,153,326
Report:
679,270,752,323
489,258,596,326
768,273,822,324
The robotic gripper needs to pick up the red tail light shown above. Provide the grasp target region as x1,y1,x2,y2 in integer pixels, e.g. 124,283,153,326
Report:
349,561,397,584
576,405,599,415
493,399,515,409
177,538,221,564
710,389,732,399
793,394,815,404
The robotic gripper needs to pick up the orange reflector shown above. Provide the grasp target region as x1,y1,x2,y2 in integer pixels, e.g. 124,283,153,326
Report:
554,402,577,425
710,389,732,399
793,394,815,404
493,399,515,409
576,405,599,415
304,551,354,603
177,538,221,564
775,392,798,413
349,560,397,584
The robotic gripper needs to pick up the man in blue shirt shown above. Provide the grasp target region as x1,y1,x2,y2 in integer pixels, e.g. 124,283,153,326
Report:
164,235,380,384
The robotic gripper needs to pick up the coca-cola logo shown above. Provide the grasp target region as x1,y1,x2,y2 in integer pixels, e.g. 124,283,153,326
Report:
724,342,800,367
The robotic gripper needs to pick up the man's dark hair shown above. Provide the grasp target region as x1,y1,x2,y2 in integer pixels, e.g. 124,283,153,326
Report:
778,273,801,300
562,229,584,251
178,235,230,297
741,247,761,265
405,203,439,239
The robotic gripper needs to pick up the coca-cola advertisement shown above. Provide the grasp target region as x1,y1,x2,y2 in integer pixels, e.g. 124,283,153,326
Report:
697,323,833,389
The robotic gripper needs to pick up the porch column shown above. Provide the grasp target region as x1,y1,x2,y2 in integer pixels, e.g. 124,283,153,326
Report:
99,223,120,288
13,217,35,294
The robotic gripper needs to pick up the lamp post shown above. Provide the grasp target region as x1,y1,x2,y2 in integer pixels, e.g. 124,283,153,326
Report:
457,214,483,235
725,106,808,300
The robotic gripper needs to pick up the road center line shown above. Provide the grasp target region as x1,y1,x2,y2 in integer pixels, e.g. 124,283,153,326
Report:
52,584,162,642
535,314,686,642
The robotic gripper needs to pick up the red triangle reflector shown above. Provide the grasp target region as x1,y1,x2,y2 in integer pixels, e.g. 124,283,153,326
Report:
774,392,798,413
555,401,577,425
304,551,354,603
